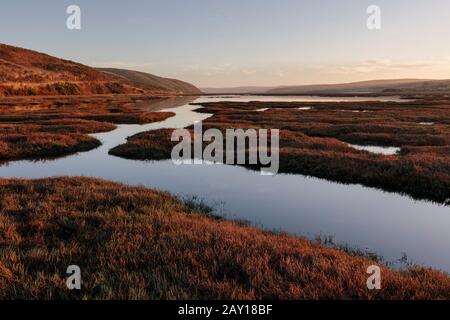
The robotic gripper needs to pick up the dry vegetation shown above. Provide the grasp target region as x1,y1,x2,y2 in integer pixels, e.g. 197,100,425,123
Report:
0,177,448,299
110,99,450,204
0,43,201,96
0,43,138,96
0,96,174,161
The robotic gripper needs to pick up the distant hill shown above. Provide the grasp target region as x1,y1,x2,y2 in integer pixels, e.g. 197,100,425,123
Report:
265,79,450,95
201,86,277,94
203,79,450,96
0,43,201,96
98,68,201,95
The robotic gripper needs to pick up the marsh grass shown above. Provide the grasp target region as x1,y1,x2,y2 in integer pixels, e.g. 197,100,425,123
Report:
181,195,220,219
313,234,412,269
0,97,174,161
0,177,449,300
111,99,450,204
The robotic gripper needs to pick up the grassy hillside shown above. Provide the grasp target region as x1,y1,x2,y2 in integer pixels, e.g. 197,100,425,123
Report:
0,44,200,96
0,177,449,299
0,43,136,96
98,68,202,95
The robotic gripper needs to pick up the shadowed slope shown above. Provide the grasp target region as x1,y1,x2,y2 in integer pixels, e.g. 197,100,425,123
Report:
98,68,202,95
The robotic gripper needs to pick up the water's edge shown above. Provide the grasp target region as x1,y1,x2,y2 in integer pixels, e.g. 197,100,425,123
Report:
1,96,449,273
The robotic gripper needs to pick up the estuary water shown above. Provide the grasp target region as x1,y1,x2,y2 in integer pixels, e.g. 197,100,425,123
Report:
1,95,449,272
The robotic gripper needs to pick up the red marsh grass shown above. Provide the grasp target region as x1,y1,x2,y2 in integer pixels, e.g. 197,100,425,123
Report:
0,177,449,299
0,96,174,161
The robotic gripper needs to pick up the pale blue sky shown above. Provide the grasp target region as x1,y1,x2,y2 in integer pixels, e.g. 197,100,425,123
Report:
1,0,450,87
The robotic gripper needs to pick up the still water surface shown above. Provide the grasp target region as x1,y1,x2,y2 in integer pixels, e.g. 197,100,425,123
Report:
1,95,449,272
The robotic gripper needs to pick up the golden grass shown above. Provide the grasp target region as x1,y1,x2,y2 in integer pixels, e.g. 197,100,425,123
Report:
0,177,449,299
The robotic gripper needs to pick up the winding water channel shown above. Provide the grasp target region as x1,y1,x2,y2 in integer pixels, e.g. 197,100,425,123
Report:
1,95,449,272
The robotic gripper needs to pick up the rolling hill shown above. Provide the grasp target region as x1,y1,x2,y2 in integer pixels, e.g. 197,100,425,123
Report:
98,68,201,95
265,79,441,95
201,86,277,94
0,43,201,96
202,79,450,96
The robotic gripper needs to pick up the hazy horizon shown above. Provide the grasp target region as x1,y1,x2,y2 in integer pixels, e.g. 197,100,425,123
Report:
2,0,450,87
198,78,441,90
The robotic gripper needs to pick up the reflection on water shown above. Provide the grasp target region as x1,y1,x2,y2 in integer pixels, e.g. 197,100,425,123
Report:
200,95,410,103
0,95,449,272
348,144,401,155
134,95,199,112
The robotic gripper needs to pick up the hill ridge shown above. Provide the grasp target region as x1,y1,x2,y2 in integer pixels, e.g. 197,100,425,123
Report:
0,43,201,96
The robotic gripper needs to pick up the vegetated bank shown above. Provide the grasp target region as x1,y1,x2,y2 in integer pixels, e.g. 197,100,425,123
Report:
0,95,174,162
110,99,450,204
0,177,449,299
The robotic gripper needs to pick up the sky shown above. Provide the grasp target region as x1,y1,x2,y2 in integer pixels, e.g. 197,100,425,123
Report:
1,0,450,87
